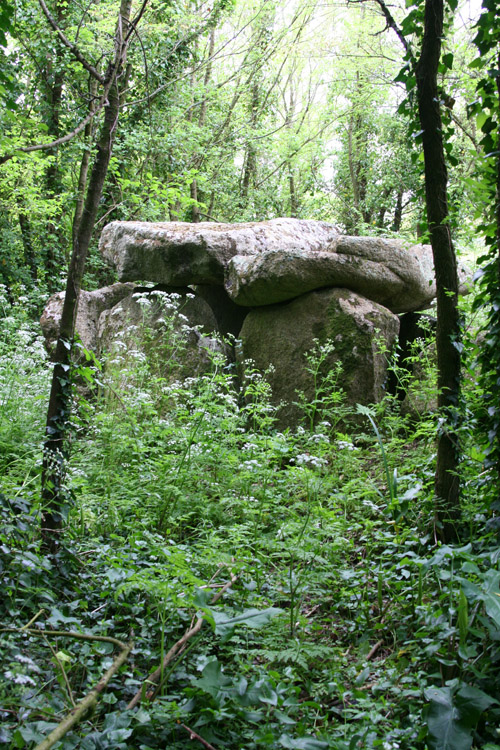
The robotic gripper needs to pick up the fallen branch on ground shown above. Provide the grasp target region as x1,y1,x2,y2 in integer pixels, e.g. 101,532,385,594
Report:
127,571,237,709
32,640,133,750
181,723,218,750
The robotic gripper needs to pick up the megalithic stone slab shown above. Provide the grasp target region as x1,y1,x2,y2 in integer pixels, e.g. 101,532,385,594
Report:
237,287,400,428
225,238,438,314
40,282,136,355
99,218,340,285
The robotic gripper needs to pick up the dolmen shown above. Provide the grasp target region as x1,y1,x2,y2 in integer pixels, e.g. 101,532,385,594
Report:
41,219,470,427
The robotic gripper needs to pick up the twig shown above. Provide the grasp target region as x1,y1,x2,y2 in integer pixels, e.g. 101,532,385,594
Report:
21,609,45,630
42,635,76,708
366,640,383,661
127,572,237,709
0,96,108,165
181,723,218,750
1,628,128,650
32,640,133,750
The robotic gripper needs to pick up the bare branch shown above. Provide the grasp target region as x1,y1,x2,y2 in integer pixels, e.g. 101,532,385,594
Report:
370,0,409,54
181,724,218,750
125,0,149,43
32,641,133,750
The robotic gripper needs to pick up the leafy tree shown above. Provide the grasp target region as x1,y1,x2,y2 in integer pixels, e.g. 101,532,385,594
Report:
469,0,500,497
370,0,462,540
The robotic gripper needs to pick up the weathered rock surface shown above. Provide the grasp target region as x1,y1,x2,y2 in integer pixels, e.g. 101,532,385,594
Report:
98,288,223,379
225,238,437,313
40,282,135,354
99,218,340,286
100,219,471,315
237,288,400,427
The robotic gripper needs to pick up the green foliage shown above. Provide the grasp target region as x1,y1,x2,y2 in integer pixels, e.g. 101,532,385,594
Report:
0,1,15,109
2,278,500,749
1,2,499,747
468,0,500,487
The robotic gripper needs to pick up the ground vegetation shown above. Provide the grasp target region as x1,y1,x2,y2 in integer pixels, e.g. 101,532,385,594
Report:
1,0,500,748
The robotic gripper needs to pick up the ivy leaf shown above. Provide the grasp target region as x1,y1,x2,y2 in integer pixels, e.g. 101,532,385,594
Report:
442,53,453,70
46,607,81,626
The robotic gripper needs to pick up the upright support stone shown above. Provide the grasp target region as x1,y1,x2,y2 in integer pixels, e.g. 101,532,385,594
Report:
237,288,400,428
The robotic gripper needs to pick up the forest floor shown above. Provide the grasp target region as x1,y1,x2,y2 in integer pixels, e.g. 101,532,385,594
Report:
1,289,499,750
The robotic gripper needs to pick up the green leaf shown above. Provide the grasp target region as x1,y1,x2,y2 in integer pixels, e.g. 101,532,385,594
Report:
469,57,484,69
192,659,232,698
424,687,472,750
455,684,497,726
425,684,496,750
278,735,328,749
480,570,500,627
442,53,453,70
207,606,283,639
47,607,81,626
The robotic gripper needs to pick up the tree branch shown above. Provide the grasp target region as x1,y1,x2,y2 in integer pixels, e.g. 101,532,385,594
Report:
38,0,106,83
0,94,107,165
348,0,409,54
127,572,237,710
32,641,133,750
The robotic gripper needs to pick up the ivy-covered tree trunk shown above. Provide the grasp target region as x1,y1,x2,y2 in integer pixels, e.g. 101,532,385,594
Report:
43,0,68,287
41,0,133,552
415,0,461,540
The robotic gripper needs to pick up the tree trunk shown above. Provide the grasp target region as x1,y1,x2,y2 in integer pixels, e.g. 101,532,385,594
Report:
18,211,37,281
391,190,403,232
43,0,67,284
496,49,500,489
41,0,134,552
73,78,99,244
415,0,461,541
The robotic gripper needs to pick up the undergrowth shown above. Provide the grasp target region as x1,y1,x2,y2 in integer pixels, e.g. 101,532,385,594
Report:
1,286,500,750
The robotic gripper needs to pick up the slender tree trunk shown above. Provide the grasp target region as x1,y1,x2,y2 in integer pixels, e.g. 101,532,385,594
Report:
43,0,67,283
73,78,98,244
241,79,260,205
190,26,216,223
391,190,403,232
41,0,134,552
285,86,299,217
415,0,460,541
18,211,37,281
347,117,360,224
494,47,500,490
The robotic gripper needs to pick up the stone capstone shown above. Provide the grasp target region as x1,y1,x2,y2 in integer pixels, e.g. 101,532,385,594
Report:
100,219,470,315
40,282,135,354
99,218,340,286
225,238,436,313
236,287,400,427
